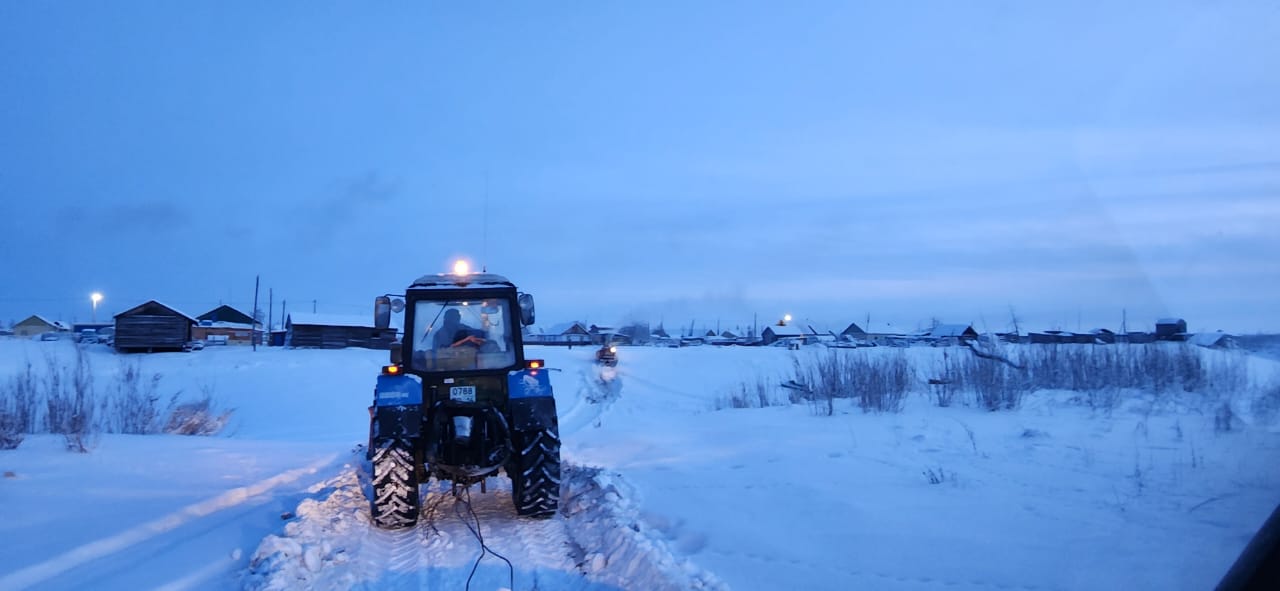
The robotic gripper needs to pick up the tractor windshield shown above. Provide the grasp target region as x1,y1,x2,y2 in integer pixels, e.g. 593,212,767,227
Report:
410,299,516,372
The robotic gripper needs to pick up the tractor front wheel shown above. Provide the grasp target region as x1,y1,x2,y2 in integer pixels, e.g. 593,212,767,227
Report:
370,438,420,529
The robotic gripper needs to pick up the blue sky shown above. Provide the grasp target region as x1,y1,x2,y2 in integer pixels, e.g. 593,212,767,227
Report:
2,1,1278,333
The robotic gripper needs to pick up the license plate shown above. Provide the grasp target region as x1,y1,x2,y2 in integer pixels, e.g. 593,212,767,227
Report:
449,386,476,402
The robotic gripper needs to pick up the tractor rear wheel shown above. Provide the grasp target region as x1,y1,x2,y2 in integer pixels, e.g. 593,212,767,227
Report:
510,428,561,518
371,438,419,529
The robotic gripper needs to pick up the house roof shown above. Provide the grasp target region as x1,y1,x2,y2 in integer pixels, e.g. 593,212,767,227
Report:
18,315,58,329
1188,332,1232,347
288,313,376,329
929,324,977,337
841,322,866,335
198,305,257,325
764,324,804,337
114,300,197,323
548,321,589,335
1156,318,1185,325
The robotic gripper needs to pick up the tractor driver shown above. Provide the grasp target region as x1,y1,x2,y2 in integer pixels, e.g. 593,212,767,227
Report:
433,308,486,349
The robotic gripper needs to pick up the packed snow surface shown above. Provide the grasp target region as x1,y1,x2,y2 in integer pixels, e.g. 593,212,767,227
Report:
1,338,1278,590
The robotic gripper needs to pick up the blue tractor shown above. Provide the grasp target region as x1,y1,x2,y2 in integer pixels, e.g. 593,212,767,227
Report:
368,270,559,529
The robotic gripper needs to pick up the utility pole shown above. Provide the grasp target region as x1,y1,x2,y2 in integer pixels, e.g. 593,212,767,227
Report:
252,275,260,351
267,288,273,346
313,299,317,314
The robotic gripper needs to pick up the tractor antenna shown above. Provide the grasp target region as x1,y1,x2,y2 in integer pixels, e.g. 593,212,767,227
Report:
482,169,490,273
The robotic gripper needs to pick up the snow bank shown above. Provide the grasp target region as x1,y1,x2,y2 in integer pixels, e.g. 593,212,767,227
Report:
560,464,727,591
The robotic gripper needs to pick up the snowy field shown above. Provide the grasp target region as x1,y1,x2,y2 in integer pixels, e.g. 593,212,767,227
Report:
2,338,1279,590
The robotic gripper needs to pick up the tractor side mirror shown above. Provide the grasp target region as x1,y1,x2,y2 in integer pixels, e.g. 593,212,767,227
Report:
517,293,536,326
374,296,391,330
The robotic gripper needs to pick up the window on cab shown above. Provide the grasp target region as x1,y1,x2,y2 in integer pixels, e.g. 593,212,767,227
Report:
410,299,515,372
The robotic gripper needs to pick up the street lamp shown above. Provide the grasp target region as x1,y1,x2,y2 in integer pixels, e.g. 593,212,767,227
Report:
91,292,103,323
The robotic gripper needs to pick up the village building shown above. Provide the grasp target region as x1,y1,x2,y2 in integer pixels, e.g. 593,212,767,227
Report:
619,322,652,345
114,301,196,352
13,315,69,337
193,305,262,345
1090,328,1117,344
840,322,867,340
926,323,979,345
1156,318,1188,341
1188,332,1236,350
760,323,805,345
285,313,397,349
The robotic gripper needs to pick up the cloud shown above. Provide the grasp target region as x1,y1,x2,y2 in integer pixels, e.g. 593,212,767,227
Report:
57,201,191,233
293,170,402,248
334,171,399,206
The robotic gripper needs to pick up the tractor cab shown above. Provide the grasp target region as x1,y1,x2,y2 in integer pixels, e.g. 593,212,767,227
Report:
401,273,530,374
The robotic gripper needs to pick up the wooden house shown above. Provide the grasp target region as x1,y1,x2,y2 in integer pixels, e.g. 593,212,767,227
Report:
285,313,396,349
761,323,805,345
114,301,196,352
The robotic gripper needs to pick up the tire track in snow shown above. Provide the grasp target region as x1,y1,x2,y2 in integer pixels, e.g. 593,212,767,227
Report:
245,462,726,591
0,452,341,591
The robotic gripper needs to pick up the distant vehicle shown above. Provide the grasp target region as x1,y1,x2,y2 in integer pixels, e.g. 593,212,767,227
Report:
78,329,98,344
183,340,205,351
40,332,60,341
596,343,618,366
